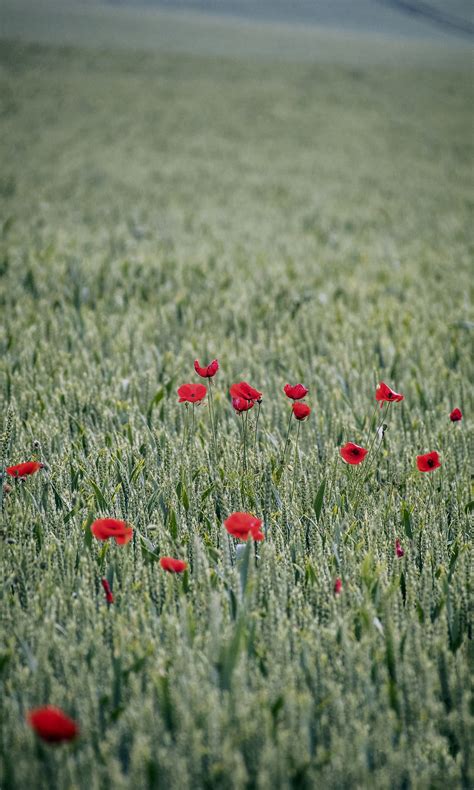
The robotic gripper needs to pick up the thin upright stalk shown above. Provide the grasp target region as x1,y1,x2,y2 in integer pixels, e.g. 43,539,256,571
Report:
281,410,294,466
254,401,261,451
291,421,301,501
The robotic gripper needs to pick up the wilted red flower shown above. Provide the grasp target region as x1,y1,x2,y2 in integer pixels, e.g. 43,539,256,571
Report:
232,397,254,414
375,382,404,406
224,512,264,542
334,578,342,595
160,557,188,573
284,383,308,401
395,539,404,558
194,359,219,378
416,451,441,472
91,518,133,545
229,382,262,402
101,577,114,604
450,408,462,422
177,383,207,403
27,706,78,743
6,461,44,478
292,402,311,421
340,442,368,465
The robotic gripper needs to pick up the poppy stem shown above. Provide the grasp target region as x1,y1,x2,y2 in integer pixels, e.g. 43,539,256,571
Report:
281,410,294,466
291,421,301,500
352,402,390,510
254,401,261,451
207,379,218,459
242,411,248,472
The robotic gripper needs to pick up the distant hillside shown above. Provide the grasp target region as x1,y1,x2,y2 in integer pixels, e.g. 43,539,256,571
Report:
101,0,473,38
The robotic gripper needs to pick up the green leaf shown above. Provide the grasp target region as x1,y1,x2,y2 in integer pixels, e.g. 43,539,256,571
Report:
176,480,189,512
146,387,164,427
168,508,178,540
401,502,413,539
313,479,326,522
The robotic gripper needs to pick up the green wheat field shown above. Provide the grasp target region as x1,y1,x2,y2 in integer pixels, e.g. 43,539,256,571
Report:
0,2,472,787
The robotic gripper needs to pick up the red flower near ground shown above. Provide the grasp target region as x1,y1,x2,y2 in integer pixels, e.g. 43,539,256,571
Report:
6,461,44,478
194,359,219,378
27,706,78,743
160,557,188,573
450,408,462,422
224,512,264,542
416,451,441,472
340,442,368,465
177,383,207,403
229,382,262,402
91,518,133,545
395,539,404,558
292,402,311,421
232,397,254,413
284,384,308,401
334,578,342,595
101,578,114,604
375,382,404,406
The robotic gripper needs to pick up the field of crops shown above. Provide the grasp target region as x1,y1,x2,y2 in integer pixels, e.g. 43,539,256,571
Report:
0,11,472,788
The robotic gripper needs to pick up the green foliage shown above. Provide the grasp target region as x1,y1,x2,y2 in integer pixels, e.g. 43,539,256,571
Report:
0,34,472,790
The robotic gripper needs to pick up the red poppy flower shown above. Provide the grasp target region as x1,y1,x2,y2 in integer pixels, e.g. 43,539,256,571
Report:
284,383,308,401
6,461,44,478
375,382,404,407
229,382,262,402
450,408,462,422
416,451,441,472
292,402,311,421
177,383,207,403
91,518,133,545
160,557,188,573
395,539,404,558
334,578,342,595
224,512,265,542
101,577,114,604
194,359,219,378
232,397,254,414
340,442,368,465
27,706,78,743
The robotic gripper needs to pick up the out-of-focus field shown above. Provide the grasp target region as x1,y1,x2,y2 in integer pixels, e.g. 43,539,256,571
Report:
0,3,472,788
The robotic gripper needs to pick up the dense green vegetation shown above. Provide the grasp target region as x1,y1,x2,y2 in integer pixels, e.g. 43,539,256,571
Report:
0,26,472,789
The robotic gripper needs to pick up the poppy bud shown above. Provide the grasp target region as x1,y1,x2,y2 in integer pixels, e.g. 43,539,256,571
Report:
334,578,342,595
101,577,114,604
395,539,404,558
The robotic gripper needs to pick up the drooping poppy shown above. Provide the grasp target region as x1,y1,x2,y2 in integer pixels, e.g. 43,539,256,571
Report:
194,359,219,378
450,408,462,422
375,382,404,406
101,577,114,604
284,384,308,401
160,557,188,573
232,397,254,414
177,383,207,403
334,578,342,595
340,442,368,465
416,451,441,472
91,518,133,545
229,382,262,402
7,461,44,478
292,402,311,421
395,539,404,558
27,706,78,743
224,512,264,542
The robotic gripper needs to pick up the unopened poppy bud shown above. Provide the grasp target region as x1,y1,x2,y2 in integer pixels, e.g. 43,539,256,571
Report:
101,578,114,604
334,578,342,595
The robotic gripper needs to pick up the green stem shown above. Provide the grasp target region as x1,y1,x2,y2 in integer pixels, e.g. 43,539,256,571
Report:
291,421,301,501
254,401,261,451
281,410,294,466
352,402,391,510
207,379,218,459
